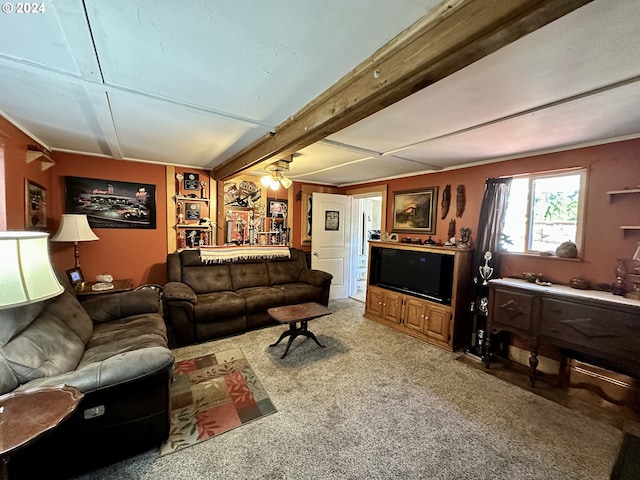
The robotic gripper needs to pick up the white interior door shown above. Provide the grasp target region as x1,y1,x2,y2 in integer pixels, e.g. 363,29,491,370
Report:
311,192,351,299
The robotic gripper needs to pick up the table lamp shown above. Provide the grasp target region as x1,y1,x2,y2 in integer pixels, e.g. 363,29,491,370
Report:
0,231,64,310
50,214,99,267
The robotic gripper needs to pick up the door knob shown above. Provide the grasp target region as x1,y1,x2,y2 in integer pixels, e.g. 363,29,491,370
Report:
313,252,319,256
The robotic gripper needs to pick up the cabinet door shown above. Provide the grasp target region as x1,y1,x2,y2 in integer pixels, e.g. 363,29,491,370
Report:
383,291,404,324
404,297,426,332
366,287,385,317
425,305,452,342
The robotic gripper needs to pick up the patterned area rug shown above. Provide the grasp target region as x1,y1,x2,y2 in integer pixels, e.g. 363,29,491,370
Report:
160,348,276,455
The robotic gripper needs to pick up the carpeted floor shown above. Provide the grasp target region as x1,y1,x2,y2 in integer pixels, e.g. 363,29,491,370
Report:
72,298,623,479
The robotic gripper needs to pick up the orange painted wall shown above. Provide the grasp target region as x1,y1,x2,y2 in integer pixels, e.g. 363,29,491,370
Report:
342,139,640,288
4,109,640,290
0,117,55,231
49,152,169,286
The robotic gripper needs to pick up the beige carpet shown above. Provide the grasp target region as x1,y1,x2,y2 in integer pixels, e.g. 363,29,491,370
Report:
72,298,623,479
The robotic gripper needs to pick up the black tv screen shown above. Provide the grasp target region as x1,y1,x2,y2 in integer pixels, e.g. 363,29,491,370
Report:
370,247,454,304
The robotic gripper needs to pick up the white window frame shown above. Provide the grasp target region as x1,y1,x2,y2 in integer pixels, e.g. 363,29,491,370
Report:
503,168,587,257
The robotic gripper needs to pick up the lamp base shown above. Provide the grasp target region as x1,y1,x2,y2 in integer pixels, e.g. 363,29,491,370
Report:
74,242,81,268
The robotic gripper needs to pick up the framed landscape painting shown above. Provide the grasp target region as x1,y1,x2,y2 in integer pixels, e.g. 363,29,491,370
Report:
392,187,438,234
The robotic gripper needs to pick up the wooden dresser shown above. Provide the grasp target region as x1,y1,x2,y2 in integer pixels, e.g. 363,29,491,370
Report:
484,278,640,386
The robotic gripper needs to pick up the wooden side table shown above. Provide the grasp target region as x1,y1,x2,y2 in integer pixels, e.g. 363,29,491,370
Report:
0,385,83,479
75,279,133,300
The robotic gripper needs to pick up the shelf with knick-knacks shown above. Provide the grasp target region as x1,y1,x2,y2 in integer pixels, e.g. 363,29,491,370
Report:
174,171,212,250
606,187,640,231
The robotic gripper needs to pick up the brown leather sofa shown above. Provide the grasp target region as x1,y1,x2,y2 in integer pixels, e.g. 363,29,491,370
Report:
1,271,174,478
164,247,332,345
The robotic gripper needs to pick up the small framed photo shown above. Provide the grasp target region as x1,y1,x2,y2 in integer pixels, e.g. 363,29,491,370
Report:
325,210,340,231
185,202,201,220
66,267,84,288
269,199,287,217
183,172,200,191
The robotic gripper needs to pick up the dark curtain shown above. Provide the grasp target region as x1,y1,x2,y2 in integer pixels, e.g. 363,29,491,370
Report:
473,177,512,278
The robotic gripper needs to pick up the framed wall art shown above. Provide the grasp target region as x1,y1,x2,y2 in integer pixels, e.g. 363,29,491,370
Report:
64,176,157,229
392,187,438,234
268,198,288,218
185,202,201,220
183,172,200,191
25,179,47,231
325,210,340,231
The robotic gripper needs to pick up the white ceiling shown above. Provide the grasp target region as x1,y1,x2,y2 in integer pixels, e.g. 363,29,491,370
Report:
1,0,639,186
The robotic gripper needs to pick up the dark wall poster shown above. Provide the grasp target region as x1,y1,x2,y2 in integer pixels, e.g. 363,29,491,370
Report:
64,176,157,229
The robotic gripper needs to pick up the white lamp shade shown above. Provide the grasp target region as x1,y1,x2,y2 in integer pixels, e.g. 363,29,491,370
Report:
279,176,293,189
0,231,64,309
51,214,99,242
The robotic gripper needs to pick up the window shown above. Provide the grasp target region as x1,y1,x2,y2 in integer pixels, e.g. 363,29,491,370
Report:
501,169,586,255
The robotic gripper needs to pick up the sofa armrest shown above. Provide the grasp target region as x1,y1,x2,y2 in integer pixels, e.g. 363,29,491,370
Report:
163,282,197,304
82,289,162,323
299,269,333,287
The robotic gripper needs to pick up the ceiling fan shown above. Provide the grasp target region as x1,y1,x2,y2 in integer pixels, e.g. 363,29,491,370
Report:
260,159,293,190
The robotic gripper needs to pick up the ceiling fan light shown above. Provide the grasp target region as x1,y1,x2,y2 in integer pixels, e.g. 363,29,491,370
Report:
261,175,272,187
280,176,293,189
269,179,280,190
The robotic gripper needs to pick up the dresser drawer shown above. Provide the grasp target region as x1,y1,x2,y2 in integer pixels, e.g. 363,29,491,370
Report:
540,298,640,364
490,288,535,333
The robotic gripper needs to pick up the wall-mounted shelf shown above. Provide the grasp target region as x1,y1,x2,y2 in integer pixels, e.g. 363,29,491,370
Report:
176,224,211,229
26,150,55,171
175,195,209,202
608,187,639,231
607,188,640,203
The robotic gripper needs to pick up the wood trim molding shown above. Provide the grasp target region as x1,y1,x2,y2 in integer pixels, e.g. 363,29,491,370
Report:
166,166,177,253
345,185,388,233
212,0,591,181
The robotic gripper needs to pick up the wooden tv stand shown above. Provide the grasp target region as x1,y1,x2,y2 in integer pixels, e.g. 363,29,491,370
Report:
364,241,472,351
484,278,640,388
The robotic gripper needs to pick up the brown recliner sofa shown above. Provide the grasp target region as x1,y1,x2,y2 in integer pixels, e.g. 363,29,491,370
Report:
1,271,174,479
164,247,332,345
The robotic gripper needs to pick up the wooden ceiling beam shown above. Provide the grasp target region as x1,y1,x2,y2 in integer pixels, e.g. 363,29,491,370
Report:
212,0,592,181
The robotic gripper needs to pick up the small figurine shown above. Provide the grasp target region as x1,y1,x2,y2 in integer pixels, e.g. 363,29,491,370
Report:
459,227,472,249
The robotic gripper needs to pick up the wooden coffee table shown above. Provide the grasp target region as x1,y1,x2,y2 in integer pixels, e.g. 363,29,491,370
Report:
268,302,331,358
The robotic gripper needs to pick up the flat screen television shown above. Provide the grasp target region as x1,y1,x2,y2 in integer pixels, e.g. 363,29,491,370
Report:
369,246,454,305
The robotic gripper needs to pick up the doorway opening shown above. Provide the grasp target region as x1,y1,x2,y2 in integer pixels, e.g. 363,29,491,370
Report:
349,194,382,302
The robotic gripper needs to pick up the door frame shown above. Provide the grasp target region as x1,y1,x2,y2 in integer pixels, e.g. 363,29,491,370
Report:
345,185,387,300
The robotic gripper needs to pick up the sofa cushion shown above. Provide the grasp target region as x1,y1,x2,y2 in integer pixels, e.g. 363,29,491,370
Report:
230,262,270,290
82,289,162,323
273,283,324,305
183,263,233,294
0,292,92,395
236,286,285,313
267,260,301,285
86,314,168,352
194,291,246,323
